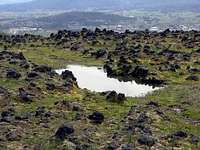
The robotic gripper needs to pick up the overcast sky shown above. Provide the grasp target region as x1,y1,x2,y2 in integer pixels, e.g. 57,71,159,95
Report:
0,0,32,5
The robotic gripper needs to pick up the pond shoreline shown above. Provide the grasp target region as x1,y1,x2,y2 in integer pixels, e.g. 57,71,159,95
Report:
56,64,161,97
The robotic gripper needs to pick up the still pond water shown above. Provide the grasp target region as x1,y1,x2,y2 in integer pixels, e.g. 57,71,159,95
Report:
56,65,160,97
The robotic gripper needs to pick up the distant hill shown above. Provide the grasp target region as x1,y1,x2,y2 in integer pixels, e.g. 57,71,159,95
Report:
12,12,134,30
0,0,200,12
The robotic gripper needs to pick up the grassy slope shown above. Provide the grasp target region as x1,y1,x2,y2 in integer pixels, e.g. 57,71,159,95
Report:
0,34,199,149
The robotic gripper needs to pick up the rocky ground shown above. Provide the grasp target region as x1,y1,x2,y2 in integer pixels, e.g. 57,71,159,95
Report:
0,29,199,149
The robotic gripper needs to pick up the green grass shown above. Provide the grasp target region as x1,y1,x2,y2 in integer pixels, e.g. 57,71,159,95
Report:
13,47,104,68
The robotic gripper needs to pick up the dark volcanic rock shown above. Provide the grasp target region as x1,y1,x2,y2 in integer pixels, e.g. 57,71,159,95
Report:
188,68,200,73
91,49,107,59
61,70,76,81
118,144,134,150
46,83,56,91
6,130,21,141
141,77,165,86
33,65,52,73
55,124,74,140
137,113,149,124
131,66,149,78
173,131,188,138
191,135,199,145
27,71,39,78
35,107,46,117
104,63,114,76
1,111,14,123
88,112,104,124
186,75,199,81
6,69,21,79
138,134,156,147
0,86,9,97
147,101,159,107
105,91,118,101
117,93,126,102
13,52,26,60
9,59,18,64
104,91,126,102
19,88,32,102
19,60,30,69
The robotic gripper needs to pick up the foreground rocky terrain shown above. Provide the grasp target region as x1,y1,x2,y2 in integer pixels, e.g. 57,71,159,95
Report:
0,29,199,149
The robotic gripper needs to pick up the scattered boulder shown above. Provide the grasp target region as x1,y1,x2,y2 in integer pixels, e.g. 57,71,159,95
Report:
55,124,74,140
6,69,21,79
141,77,165,86
131,66,149,78
33,65,52,73
91,49,107,59
14,52,26,60
1,111,14,123
27,71,39,78
146,101,159,107
136,113,149,125
104,63,114,76
105,91,117,101
191,135,199,145
19,88,32,102
35,107,46,117
117,93,126,102
188,68,200,73
0,86,9,100
88,112,104,124
106,144,117,150
19,60,30,69
61,70,76,81
9,59,18,65
6,130,21,141
138,134,156,147
104,91,126,102
173,131,188,138
46,83,56,91
186,75,199,81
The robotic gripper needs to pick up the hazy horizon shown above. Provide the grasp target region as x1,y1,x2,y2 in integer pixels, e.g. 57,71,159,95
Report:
0,0,32,5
